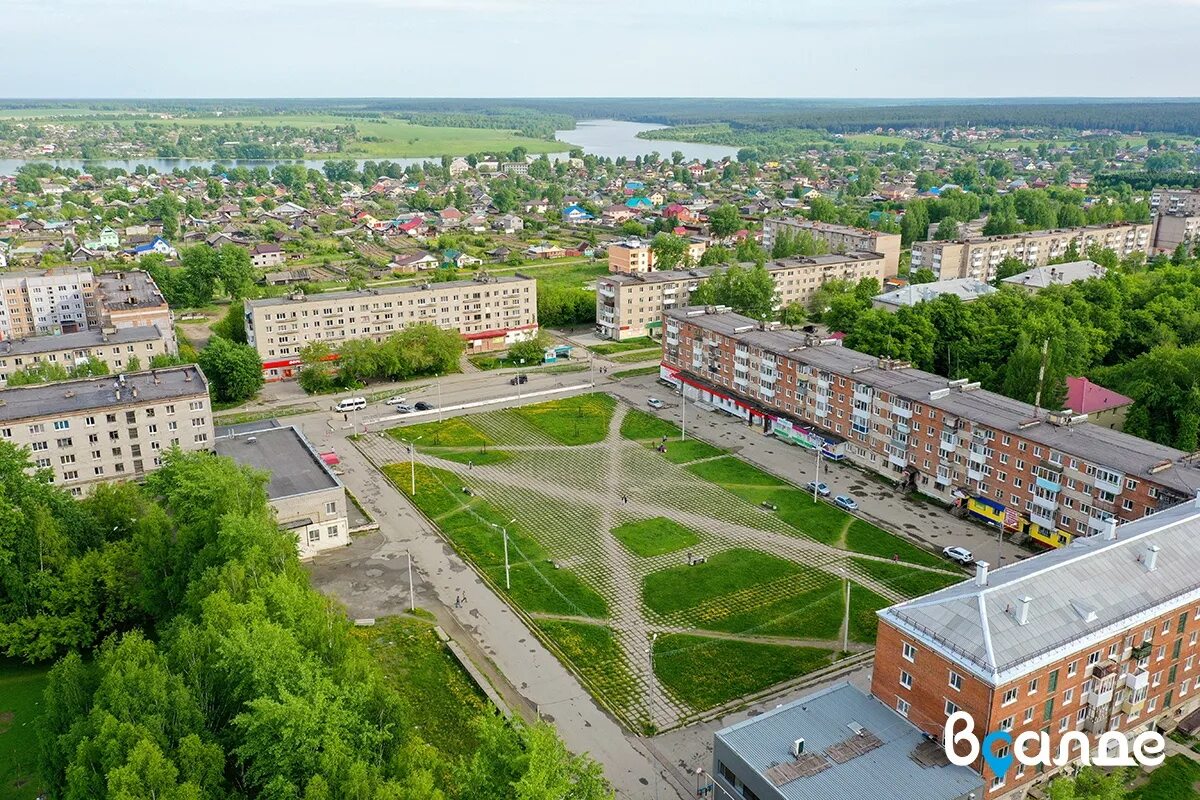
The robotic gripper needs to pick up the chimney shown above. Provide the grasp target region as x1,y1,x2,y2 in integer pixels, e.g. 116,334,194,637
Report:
1103,518,1119,541
975,561,990,587
131,386,138,398
113,389,120,402
1016,596,1032,626
1144,544,1161,573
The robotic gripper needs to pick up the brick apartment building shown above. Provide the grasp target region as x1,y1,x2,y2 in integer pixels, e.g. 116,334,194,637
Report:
875,498,1200,797
761,217,902,277
243,273,538,380
910,222,1151,280
606,238,708,274
0,325,171,387
0,365,214,496
660,307,1200,550
596,252,887,341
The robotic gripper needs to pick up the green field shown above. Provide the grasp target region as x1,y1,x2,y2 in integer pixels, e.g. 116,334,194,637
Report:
643,549,800,616
356,617,489,760
612,517,701,558
511,393,615,445
0,659,49,800
589,337,659,355
536,621,640,713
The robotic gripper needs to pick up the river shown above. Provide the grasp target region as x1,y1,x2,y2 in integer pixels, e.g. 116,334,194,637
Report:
0,119,736,176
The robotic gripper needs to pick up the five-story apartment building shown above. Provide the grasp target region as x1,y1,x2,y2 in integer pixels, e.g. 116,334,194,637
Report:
762,217,902,277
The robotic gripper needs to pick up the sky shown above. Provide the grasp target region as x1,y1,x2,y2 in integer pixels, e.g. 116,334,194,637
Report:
6,0,1200,98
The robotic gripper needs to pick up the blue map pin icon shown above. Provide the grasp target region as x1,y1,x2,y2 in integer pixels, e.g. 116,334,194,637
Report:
981,731,1014,780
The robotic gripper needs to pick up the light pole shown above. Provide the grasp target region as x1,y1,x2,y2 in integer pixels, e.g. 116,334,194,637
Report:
436,373,443,423
401,435,423,495
490,517,517,590
840,567,850,653
812,446,823,501
679,386,687,442
589,353,595,387
407,549,415,612
518,358,526,400
647,632,660,799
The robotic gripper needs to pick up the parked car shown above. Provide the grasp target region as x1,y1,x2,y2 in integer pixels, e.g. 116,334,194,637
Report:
333,397,367,413
414,401,434,411
647,397,664,409
943,546,975,565
394,404,414,414
385,396,407,406
805,481,831,497
510,374,528,385
834,495,858,511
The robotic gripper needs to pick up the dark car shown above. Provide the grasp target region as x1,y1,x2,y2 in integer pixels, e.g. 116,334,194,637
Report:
414,401,434,411
510,374,529,385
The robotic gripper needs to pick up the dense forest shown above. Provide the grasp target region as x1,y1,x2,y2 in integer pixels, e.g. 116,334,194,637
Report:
0,446,611,799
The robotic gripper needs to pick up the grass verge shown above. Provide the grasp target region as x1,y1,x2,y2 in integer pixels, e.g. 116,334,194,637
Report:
612,517,701,558
0,659,49,800
536,621,639,712
851,557,962,597
588,337,658,355
510,393,615,445
643,548,799,616
612,366,660,379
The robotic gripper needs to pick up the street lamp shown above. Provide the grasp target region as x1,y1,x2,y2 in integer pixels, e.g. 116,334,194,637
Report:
401,435,423,496
436,373,443,423
490,517,517,589
812,446,823,502
838,567,850,654
518,358,526,400
648,631,660,799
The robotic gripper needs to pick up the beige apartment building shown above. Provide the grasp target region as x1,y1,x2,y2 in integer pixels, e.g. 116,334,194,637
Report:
0,268,98,339
245,273,538,380
596,251,886,340
215,424,349,559
0,325,170,387
0,365,214,496
761,217,902,277
1151,213,1200,254
911,222,1152,280
96,270,177,354
606,238,708,274
1150,187,1200,216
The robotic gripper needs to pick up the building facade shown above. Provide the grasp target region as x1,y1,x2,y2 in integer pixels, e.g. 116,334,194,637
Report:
95,270,177,354
244,273,538,380
761,217,902,277
875,499,1200,798
911,223,1152,280
660,307,1200,551
0,325,170,387
0,365,214,496
1150,187,1200,216
0,268,98,339
1151,213,1200,254
596,252,887,341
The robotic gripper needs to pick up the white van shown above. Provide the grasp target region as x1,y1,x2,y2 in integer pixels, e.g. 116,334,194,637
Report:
334,397,367,413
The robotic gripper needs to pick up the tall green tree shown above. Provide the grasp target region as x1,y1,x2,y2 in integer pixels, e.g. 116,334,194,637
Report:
197,336,264,403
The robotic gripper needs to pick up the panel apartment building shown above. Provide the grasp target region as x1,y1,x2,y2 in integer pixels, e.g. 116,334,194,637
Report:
761,217,902,277
1151,212,1200,254
0,268,97,339
911,222,1152,280
1150,187,1200,216
244,273,538,380
660,307,1200,550
606,238,708,274
0,325,171,387
0,365,214,496
596,252,887,341
875,498,1200,798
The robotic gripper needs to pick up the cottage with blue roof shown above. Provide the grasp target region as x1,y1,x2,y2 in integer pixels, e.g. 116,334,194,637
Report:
625,196,653,210
129,236,176,259
561,204,594,223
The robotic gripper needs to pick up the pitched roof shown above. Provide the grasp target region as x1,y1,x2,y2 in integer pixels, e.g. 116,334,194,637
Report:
1065,376,1133,415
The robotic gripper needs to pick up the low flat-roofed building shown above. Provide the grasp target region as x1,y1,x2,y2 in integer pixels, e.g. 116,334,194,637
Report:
1000,259,1106,293
0,365,212,496
713,682,982,800
0,325,170,387
214,424,348,558
872,277,996,310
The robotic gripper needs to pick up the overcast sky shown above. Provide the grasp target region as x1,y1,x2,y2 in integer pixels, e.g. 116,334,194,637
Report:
7,0,1200,98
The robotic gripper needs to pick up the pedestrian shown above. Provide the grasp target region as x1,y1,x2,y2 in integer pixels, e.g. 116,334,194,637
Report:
462,592,467,604
455,595,461,608
468,459,473,469
343,413,348,421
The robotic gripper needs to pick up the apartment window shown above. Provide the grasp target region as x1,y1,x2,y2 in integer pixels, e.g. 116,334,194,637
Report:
945,699,959,717
59,455,75,465
327,525,339,538
949,671,963,691
53,420,69,430
1059,717,1069,733
896,698,910,718
1028,678,1039,694
1188,656,1196,672
1023,707,1034,724
1088,650,1101,665
307,529,320,545
85,416,95,426
998,716,1014,732
902,642,917,662
325,501,337,514
1048,669,1059,692
1067,660,1078,678
1002,687,1018,706
1064,688,1074,705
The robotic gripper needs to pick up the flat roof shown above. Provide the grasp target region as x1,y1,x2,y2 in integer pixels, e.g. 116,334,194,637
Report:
97,270,169,310
766,217,896,240
0,325,164,358
667,308,1200,495
873,278,996,307
0,365,208,423
214,425,340,499
245,274,533,309
716,682,982,800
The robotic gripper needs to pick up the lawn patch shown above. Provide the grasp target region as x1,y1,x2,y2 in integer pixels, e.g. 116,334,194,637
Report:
537,621,639,712
612,517,701,558
0,659,49,800
643,548,800,616
385,463,608,618
589,337,658,355
654,635,833,711
357,617,487,760
612,366,661,379
851,557,962,598
655,439,725,464
389,417,494,449
510,393,615,445
1131,754,1200,800
610,350,662,364
848,584,891,643
620,408,680,441
844,519,943,567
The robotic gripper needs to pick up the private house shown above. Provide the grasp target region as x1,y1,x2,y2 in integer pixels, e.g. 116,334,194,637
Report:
391,251,440,272
492,214,524,234
1064,376,1134,431
129,237,176,259
625,196,653,211
250,243,285,268
561,204,595,224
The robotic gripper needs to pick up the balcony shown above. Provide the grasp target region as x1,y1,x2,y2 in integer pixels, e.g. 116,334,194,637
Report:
598,286,615,299
853,388,874,404
1030,508,1057,529
1035,475,1062,494
891,403,913,419
940,436,958,452
1125,670,1150,691
1085,688,1114,707
936,470,953,486
1094,474,1123,496
1032,494,1058,515
968,448,988,465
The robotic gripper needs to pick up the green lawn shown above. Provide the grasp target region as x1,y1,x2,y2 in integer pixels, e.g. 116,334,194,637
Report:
643,549,800,616
510,393,615,445
612,366,660,379
654,439,725,464
388,417,512,466
851,558,962,597
849,584,891,643
589,337,659,355
1131,755,1200,800
609,350,662,364
654,634,833,711
612,517,701,558
621,409,724,463
356,617,488,760
0,659,49,800
844,519,943,568
387,463,608,618
536,621,639,713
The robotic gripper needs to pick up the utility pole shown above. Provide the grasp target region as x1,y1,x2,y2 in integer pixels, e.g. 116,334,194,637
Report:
407,550,415,612
404,435,423,495
842,571,850,653
813,446,822,501
1033,338,1050,414
681,388,687,441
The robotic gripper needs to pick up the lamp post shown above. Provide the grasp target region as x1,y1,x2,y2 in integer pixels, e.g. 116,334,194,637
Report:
678,385,687,442
401,435,423,496
648,632,660,800
436,373,443,423
813,446,823,501
407,549,415,612
839,567,850,653
518,358,526,400
490,517,517,589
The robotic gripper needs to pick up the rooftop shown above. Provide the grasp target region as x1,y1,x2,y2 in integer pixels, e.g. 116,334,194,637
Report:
245,273,532,309
667,307,1200,497
1065,376,1133,416
882,499,1200,684
767,217,896,240
214,425,340,499
0,365,207,423
1000,260,1106,289
716,682,982,800
0,325,164,358
96,270,169,310
873,278,996,308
